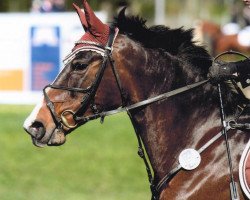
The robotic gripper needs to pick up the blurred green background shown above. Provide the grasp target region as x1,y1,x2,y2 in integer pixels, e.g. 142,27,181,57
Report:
0,0,242,26
0,105,150,200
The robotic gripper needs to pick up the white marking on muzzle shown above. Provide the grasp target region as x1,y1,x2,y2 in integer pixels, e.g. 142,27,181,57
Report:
23,99,44,130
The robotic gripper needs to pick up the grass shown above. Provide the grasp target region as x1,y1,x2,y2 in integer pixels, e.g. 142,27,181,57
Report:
0,105,150,200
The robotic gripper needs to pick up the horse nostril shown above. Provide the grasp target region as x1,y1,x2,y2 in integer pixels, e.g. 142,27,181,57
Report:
30,121,46,140
32,121,43,129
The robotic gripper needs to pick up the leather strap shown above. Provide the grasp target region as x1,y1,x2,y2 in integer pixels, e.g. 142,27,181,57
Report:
75,80,209,122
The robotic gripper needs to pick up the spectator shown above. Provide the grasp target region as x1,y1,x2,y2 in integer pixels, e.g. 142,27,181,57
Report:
40,0,53,12
31,0,43,12
51,0,66,12
31,0,65,13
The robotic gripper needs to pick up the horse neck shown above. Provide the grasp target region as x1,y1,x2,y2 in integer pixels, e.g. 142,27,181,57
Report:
114,37,221,183
129,87,221,179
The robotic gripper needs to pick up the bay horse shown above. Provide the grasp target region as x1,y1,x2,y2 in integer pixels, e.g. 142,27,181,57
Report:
24,1,250,199
198,20,250,56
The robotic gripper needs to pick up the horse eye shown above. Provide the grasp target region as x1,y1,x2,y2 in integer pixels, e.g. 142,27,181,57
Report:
73,63,88,71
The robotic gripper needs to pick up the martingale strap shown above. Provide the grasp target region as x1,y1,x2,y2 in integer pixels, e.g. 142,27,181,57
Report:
155,128,230,193
126,110,157,199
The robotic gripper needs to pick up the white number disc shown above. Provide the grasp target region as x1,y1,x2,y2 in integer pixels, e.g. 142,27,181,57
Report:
178,148,201,170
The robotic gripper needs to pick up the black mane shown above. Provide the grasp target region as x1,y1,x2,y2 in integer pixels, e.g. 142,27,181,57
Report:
112,8,212,77
112,9,248,115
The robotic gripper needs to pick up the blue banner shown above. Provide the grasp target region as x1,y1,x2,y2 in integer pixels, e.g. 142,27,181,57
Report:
31,26,60,91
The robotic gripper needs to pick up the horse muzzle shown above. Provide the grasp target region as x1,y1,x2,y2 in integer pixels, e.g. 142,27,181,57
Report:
23,119,66,147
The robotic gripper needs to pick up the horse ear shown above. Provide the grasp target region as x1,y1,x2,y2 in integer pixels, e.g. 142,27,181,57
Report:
73,3,88,31
82,0,109,37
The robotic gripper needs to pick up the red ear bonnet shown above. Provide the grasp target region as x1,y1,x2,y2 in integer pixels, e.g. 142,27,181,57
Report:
73,0,111,49
73,3,88,31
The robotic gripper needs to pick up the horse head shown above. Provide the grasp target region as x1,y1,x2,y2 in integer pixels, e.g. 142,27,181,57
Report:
23,0,129,147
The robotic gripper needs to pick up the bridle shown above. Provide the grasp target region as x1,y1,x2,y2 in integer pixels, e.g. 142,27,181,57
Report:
43,27,250,200
43,27,124,129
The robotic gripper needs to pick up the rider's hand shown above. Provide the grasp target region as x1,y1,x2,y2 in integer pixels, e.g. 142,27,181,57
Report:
208,60,237,84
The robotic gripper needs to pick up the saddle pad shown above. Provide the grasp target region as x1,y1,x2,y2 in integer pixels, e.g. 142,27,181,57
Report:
237,26,250,47
239,139,250,199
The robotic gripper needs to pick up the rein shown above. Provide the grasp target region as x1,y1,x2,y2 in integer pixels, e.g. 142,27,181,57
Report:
75,80,209,123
